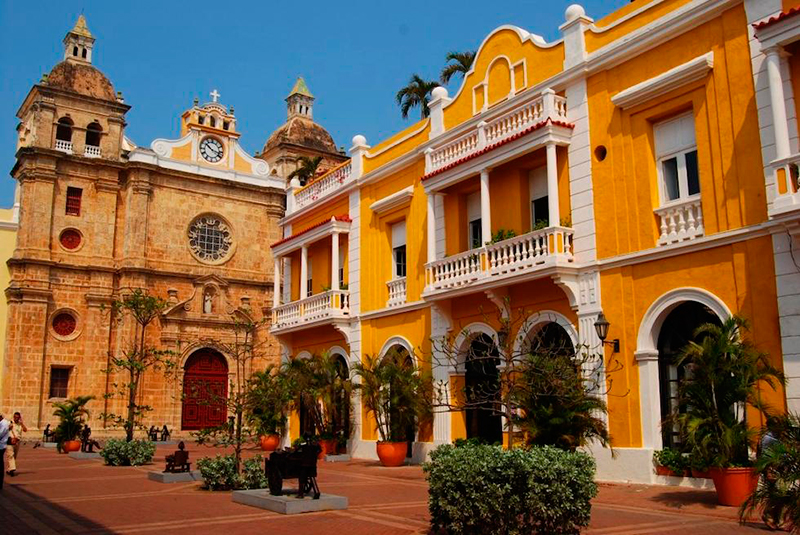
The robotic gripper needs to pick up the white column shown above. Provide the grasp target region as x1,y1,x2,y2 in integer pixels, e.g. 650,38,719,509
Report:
273,257,281,308
300,246,308,299
480,169,491,245
331,232,340,291
427,192,437,263
546,142,560,226
766,47,791,160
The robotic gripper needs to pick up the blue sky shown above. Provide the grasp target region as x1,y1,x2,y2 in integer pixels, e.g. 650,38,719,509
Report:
0,0,627,206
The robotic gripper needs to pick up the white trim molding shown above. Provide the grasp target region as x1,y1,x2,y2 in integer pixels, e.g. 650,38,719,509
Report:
512,310,579,356
369,186,414,215
611,52,714,109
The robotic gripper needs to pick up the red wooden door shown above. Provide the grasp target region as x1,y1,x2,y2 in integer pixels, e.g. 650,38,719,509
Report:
181,349,228,430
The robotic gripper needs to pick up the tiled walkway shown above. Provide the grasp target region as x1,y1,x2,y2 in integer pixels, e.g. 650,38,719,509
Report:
0,443,773,534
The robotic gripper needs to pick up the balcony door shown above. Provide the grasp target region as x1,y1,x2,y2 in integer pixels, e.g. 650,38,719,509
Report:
465,333,503,445
467,192,482,249
529,166,549,230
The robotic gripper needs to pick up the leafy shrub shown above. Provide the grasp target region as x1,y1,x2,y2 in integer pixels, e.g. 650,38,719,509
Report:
100,439,155,466
653,448,689,476
424,443,597,535
197,454,269,491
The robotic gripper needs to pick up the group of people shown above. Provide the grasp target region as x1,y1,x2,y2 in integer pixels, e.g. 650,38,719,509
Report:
0,411,27,490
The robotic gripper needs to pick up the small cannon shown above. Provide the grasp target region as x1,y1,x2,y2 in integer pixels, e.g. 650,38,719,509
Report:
265,443,322,499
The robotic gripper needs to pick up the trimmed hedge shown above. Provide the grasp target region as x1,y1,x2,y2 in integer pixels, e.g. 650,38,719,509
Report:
197,454,268,491
100,439,155,466
424,443,597,535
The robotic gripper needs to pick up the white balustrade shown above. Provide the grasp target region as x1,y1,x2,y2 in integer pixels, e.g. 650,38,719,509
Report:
654,197,704,246
386,277,407,307
769,154,800,216
426,92,568,174
84,145,101,158
55,139,73,154
426,249,484,290
294,161,352,211
272,289,350,329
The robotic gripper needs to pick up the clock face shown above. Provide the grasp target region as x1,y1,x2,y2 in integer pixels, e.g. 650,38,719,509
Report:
199,137,224,163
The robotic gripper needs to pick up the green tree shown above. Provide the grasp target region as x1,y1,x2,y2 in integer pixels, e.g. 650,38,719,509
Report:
288,156,322,186
101,289,176,442
246,365,292,437
53,395,94,448
440,50,476,84
396,74,440,120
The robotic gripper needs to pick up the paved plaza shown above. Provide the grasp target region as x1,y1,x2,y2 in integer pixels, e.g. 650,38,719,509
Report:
0,442,774,534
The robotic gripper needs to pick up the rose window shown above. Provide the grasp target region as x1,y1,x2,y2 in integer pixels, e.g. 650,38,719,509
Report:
188,215,233,262
59,229,82,250
52,312,77,337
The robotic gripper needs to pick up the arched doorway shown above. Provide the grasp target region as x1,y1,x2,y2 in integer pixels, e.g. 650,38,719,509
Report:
182,348,228,430
525,322,576,357
464,333,503,445
657,301,720,448
383,344,416,458
331,352,350,454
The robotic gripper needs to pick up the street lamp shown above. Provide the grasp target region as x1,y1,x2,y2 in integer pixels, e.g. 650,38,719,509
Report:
594,311,619,353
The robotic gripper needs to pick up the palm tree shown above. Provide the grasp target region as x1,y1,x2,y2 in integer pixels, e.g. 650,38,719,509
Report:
440,50,476,84
396,75,440,120
53,395,94,447
288,156,322,186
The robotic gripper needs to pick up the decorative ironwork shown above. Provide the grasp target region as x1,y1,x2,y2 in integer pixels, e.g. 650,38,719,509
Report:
188,215,233,262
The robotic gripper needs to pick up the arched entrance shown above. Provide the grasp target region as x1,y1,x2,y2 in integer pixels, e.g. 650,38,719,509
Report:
182,348,228,430
657,301,720,448
525,322,576,357
464,333,503,445
331,352,350,453
380,343,417,458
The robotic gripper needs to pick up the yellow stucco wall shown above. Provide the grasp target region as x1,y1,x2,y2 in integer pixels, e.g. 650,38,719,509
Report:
0,208,18,405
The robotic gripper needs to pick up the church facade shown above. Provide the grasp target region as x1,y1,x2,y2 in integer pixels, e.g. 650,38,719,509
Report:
2,16,340,433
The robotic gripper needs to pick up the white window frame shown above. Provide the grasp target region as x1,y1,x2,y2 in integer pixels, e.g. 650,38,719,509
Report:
466,192,481,249
306,260,313,296
528,166,548,230
654,112,700,206
391,220,407,280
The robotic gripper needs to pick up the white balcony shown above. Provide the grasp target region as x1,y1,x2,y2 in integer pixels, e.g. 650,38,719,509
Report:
292,161,353,213
769,153,800,218
424,226,574,296
386,277,407,308
271,290,350,333
55,140,73,154
654,197,704,246
425,90,568,176
84,145,101,158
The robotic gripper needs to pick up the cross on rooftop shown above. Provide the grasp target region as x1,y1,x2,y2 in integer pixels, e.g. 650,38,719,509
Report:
210,89,220,103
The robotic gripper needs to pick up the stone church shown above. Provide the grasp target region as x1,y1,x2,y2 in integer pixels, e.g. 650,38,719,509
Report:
2,16,342,433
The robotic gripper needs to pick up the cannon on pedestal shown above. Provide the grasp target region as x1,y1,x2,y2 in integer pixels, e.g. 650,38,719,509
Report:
265,443,322,499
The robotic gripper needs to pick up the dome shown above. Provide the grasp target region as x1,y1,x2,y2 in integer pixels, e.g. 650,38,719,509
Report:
46,61,116,102
263,115,338,154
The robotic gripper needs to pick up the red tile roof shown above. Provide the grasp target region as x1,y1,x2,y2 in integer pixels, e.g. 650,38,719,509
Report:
421,118,574,181
271,215,351,248
753,7,800,30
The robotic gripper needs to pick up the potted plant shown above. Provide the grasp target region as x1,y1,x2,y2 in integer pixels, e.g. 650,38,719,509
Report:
246,367,290,452
653,448,688,477
670,316,784,506
352,352,432,467
52,395,93,453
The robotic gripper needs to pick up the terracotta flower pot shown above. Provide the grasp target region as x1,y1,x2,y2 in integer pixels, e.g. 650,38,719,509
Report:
376,441,407,467
655,465,676,477
259,434,281,452
318,439,337,459
691,468,711,479
710,467,758,506
63,440,81,453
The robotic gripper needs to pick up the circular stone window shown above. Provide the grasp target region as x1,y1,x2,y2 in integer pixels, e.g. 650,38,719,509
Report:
59,228,82,250
51,311,79,341
187,214,234,264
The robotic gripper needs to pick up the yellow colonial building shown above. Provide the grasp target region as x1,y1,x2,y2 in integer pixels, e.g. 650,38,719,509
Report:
270,0,800,483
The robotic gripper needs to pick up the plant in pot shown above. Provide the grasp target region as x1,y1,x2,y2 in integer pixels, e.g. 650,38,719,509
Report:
669,316,784,507
352,351,432,467
52,395,94,453
246,366,290,452
653,448,688,477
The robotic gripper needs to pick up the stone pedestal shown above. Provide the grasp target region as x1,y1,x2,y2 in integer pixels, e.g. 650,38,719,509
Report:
147,470,202,483
324,454,351,462
232,489,348,514
42,442,57,449
68,451,102,460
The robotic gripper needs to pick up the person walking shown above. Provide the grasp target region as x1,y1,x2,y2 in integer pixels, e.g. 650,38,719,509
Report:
6,412,27,476
0,412,10,491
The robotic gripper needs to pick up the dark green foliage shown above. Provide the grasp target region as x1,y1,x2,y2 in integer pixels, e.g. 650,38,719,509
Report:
52,395,93,446
653,448,690,476
100,438,155,466
424,443,597,535
440,50,476,84
288,156,322,186
246,366,291,436
197,454,268,491
396,75,440,120
489,229,517,244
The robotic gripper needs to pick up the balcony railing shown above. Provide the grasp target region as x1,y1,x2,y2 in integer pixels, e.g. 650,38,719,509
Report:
770,153,800,216
654,197,704,246
386,277,407,308
84,145,101,158
272,289,350,330
426,91,568,175
425,226,574,293
293,161,353,212
55,140,73,154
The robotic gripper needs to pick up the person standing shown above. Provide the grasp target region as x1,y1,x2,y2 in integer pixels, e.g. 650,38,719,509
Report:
7,412,27,476
0,413,9,490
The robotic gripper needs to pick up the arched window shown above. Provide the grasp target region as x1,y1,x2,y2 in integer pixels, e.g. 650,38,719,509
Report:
85,122,102,147
464,333,503,445
81,48,87,59
56,117,73,142
524,321,575,357
383,345,416,458
210,116,217,128
73,46,78,57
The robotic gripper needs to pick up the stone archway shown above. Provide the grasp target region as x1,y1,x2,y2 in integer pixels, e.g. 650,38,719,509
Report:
181,348,228,430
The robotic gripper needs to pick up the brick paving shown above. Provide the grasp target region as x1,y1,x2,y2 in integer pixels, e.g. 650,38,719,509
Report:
0,442,774,534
